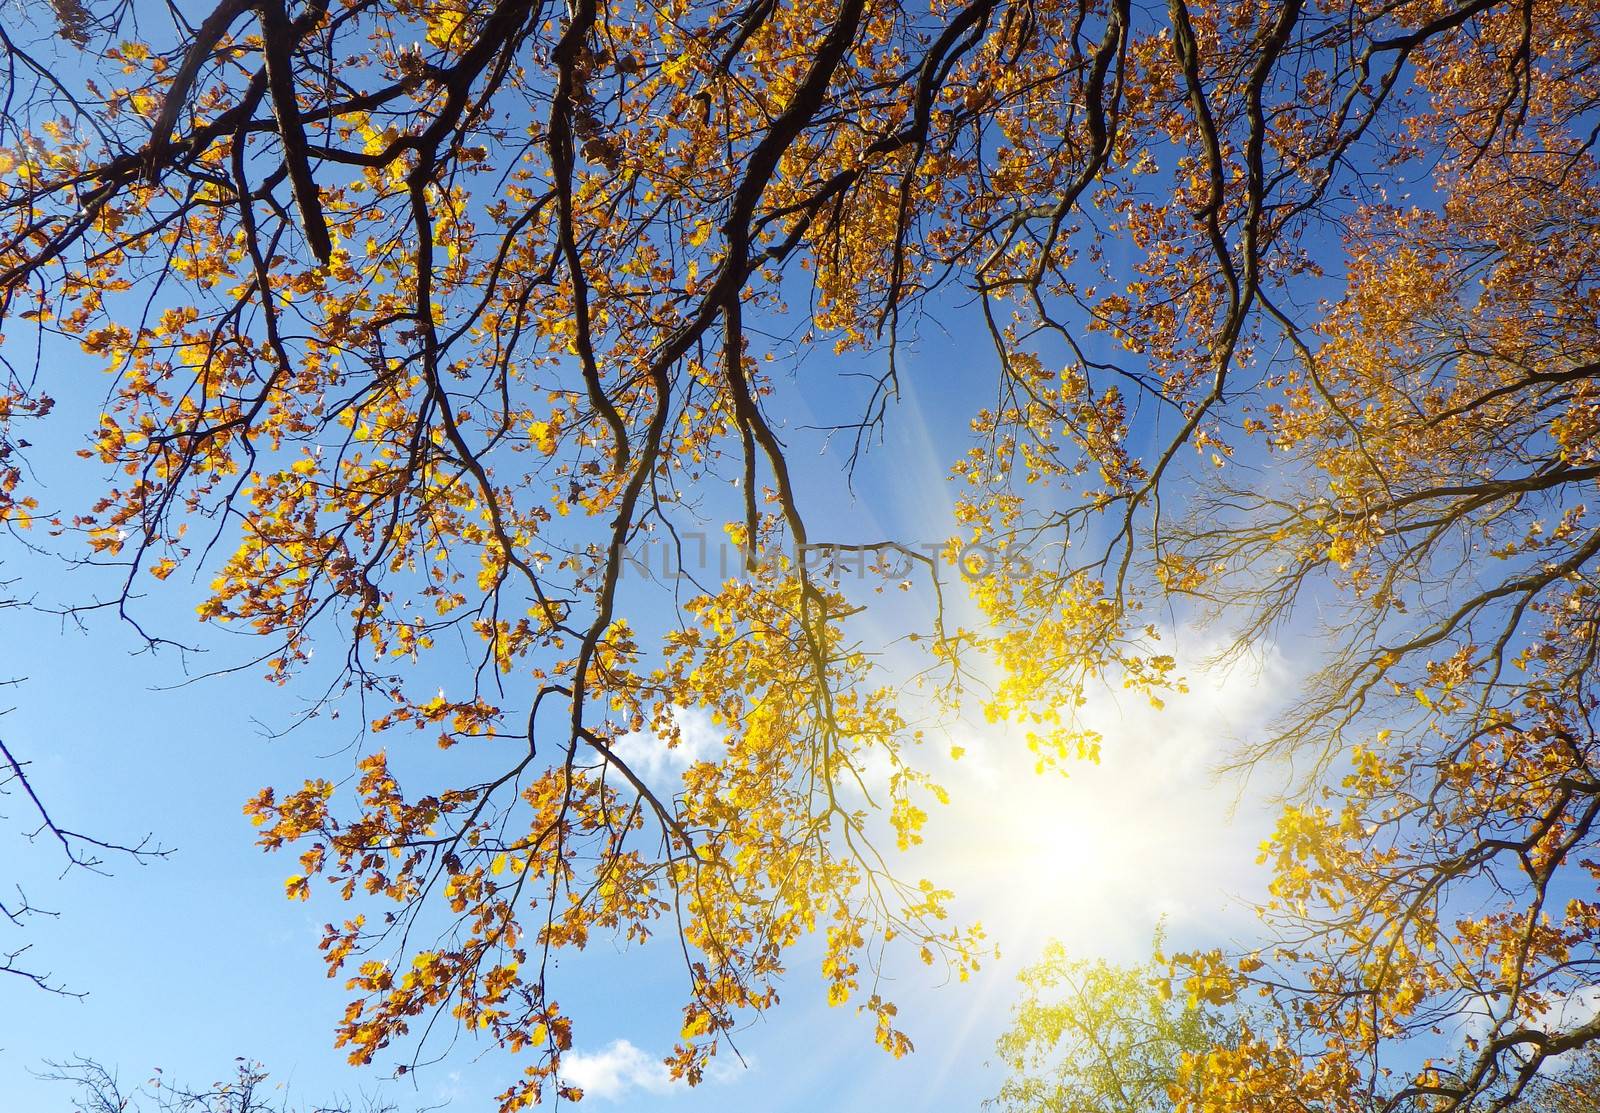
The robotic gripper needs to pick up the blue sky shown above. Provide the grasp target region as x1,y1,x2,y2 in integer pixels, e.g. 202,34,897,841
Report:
6,11,1593,1107
0,285,1288,1111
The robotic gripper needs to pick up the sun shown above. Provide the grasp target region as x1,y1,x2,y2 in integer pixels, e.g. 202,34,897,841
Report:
922,705,1265,960
975,766,1144,935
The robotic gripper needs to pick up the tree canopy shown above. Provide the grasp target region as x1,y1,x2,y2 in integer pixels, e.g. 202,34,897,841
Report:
2,0,1599,1108
990,939,1224,1112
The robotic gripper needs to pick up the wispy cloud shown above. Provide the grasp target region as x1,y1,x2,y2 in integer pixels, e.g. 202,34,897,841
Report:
558,1039,742,1103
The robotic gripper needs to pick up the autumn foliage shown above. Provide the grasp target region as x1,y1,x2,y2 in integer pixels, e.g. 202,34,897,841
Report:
2,0,1599,1109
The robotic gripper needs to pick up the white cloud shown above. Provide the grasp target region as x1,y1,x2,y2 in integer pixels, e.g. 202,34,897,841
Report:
1442,984,1600,1077
557,1039,742,1102
1548,985,1600,1036
559,1039,676,1102
609,706,724,783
